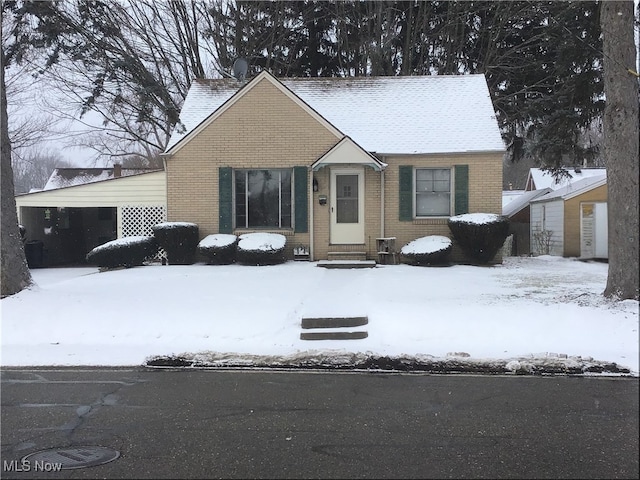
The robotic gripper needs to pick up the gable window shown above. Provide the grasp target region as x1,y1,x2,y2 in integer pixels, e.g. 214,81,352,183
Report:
415,168,452,216
235,169,292,228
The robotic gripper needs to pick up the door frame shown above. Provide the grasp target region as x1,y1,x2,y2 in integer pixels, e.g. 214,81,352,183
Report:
330,167,365,244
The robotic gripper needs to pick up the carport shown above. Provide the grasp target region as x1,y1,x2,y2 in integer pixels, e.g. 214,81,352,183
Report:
16,169,167,267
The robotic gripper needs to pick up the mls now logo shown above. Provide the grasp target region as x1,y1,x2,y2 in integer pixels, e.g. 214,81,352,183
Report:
3,459,63,472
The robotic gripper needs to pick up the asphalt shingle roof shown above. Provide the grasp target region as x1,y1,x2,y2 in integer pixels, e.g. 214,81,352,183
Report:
527,168,607,191
530,174,607,203
166,73,505,156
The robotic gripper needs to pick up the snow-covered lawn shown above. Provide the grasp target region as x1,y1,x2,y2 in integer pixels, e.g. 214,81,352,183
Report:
1,256,637,375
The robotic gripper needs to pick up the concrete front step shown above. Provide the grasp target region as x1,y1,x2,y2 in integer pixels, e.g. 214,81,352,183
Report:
301,316,368,329
317,260,377,269
327,251,367,261
300,316,368,340
300,331,369,341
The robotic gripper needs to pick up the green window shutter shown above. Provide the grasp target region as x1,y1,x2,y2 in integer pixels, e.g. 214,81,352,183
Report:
454,164,469,215
399,165,413,221
294,166,308,233
219,167,233,233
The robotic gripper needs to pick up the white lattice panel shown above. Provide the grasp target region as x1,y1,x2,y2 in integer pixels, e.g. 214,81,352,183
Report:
119,205,167,262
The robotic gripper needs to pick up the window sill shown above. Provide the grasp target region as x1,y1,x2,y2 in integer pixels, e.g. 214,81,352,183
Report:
412,217,450,225
234,228,296,236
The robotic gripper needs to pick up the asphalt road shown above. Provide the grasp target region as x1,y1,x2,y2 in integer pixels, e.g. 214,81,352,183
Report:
1,368,638,479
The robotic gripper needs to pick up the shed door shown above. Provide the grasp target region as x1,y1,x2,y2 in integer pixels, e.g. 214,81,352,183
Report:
580,203,594,258
594,202,608,259
581,202,608,259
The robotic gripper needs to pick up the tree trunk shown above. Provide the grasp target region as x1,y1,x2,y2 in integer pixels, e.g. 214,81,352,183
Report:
601,1,639,300
1,48,33,297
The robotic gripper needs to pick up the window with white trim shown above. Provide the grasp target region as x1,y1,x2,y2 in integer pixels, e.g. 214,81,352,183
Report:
415,168,452,216
235,169,292,228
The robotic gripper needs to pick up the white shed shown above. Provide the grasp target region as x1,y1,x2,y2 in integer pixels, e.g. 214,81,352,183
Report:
529,174,607,259
16,169,166,267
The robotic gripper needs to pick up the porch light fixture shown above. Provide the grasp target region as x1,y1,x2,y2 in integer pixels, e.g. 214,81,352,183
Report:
313,177,319,192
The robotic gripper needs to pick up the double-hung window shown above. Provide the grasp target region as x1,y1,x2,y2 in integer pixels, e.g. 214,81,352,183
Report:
415,168,452,217
235,169,292,228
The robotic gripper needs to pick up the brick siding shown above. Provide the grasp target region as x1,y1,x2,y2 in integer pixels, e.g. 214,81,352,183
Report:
166,77,504,262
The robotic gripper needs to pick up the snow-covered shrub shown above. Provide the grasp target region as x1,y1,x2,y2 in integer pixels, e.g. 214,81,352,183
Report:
198,234,238,265
400,235,452,266
152,222,199,265
448,213,510,264
86,236,158,269
236,233,287,265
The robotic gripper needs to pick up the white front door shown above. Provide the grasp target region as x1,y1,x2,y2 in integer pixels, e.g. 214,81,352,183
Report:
330,168,365,244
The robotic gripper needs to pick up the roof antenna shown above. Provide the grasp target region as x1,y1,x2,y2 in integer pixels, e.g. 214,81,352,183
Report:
232,58,248,83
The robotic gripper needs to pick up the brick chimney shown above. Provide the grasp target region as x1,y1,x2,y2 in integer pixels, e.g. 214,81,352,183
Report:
113,163,122,178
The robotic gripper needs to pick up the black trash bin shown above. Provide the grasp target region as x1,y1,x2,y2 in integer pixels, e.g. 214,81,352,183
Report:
25,240,44,268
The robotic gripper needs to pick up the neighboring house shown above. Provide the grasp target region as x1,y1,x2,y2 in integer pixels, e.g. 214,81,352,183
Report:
502,189,525,210
503,188,552,256
524,167,606,191
529,174,607,259
15,166,166,266
502,166,609,258
162,71,505,261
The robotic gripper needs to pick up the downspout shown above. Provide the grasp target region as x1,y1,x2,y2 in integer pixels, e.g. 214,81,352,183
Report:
161,153,170,223
309,167,314,261
380,158,386,238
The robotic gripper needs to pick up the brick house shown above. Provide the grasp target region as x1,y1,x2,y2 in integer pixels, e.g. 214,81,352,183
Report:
162,71,505,262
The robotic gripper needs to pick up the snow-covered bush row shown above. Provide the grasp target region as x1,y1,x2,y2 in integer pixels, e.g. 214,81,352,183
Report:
236,233,287,265
198,234,238,265
86,236,158,269
448,213,510,264
400,235,452,266
153,222,199,265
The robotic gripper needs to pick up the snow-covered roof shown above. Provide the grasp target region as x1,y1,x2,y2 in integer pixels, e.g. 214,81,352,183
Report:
502,190,525,209
166,72,505,155
530,174,607,204
43,168,161,191
526,168,606,191
503,188,552,217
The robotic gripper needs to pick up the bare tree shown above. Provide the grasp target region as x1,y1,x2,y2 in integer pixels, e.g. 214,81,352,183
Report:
12,148,71,194
2,11,62,153
601,1,639,300
12,0,217,163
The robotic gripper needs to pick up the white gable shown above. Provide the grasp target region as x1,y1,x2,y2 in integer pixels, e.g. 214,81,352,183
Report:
166,73,505,156
312,137,387,171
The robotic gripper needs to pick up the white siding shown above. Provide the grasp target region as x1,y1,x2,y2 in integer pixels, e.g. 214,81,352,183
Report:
530,200,564,256
15,171,166,208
